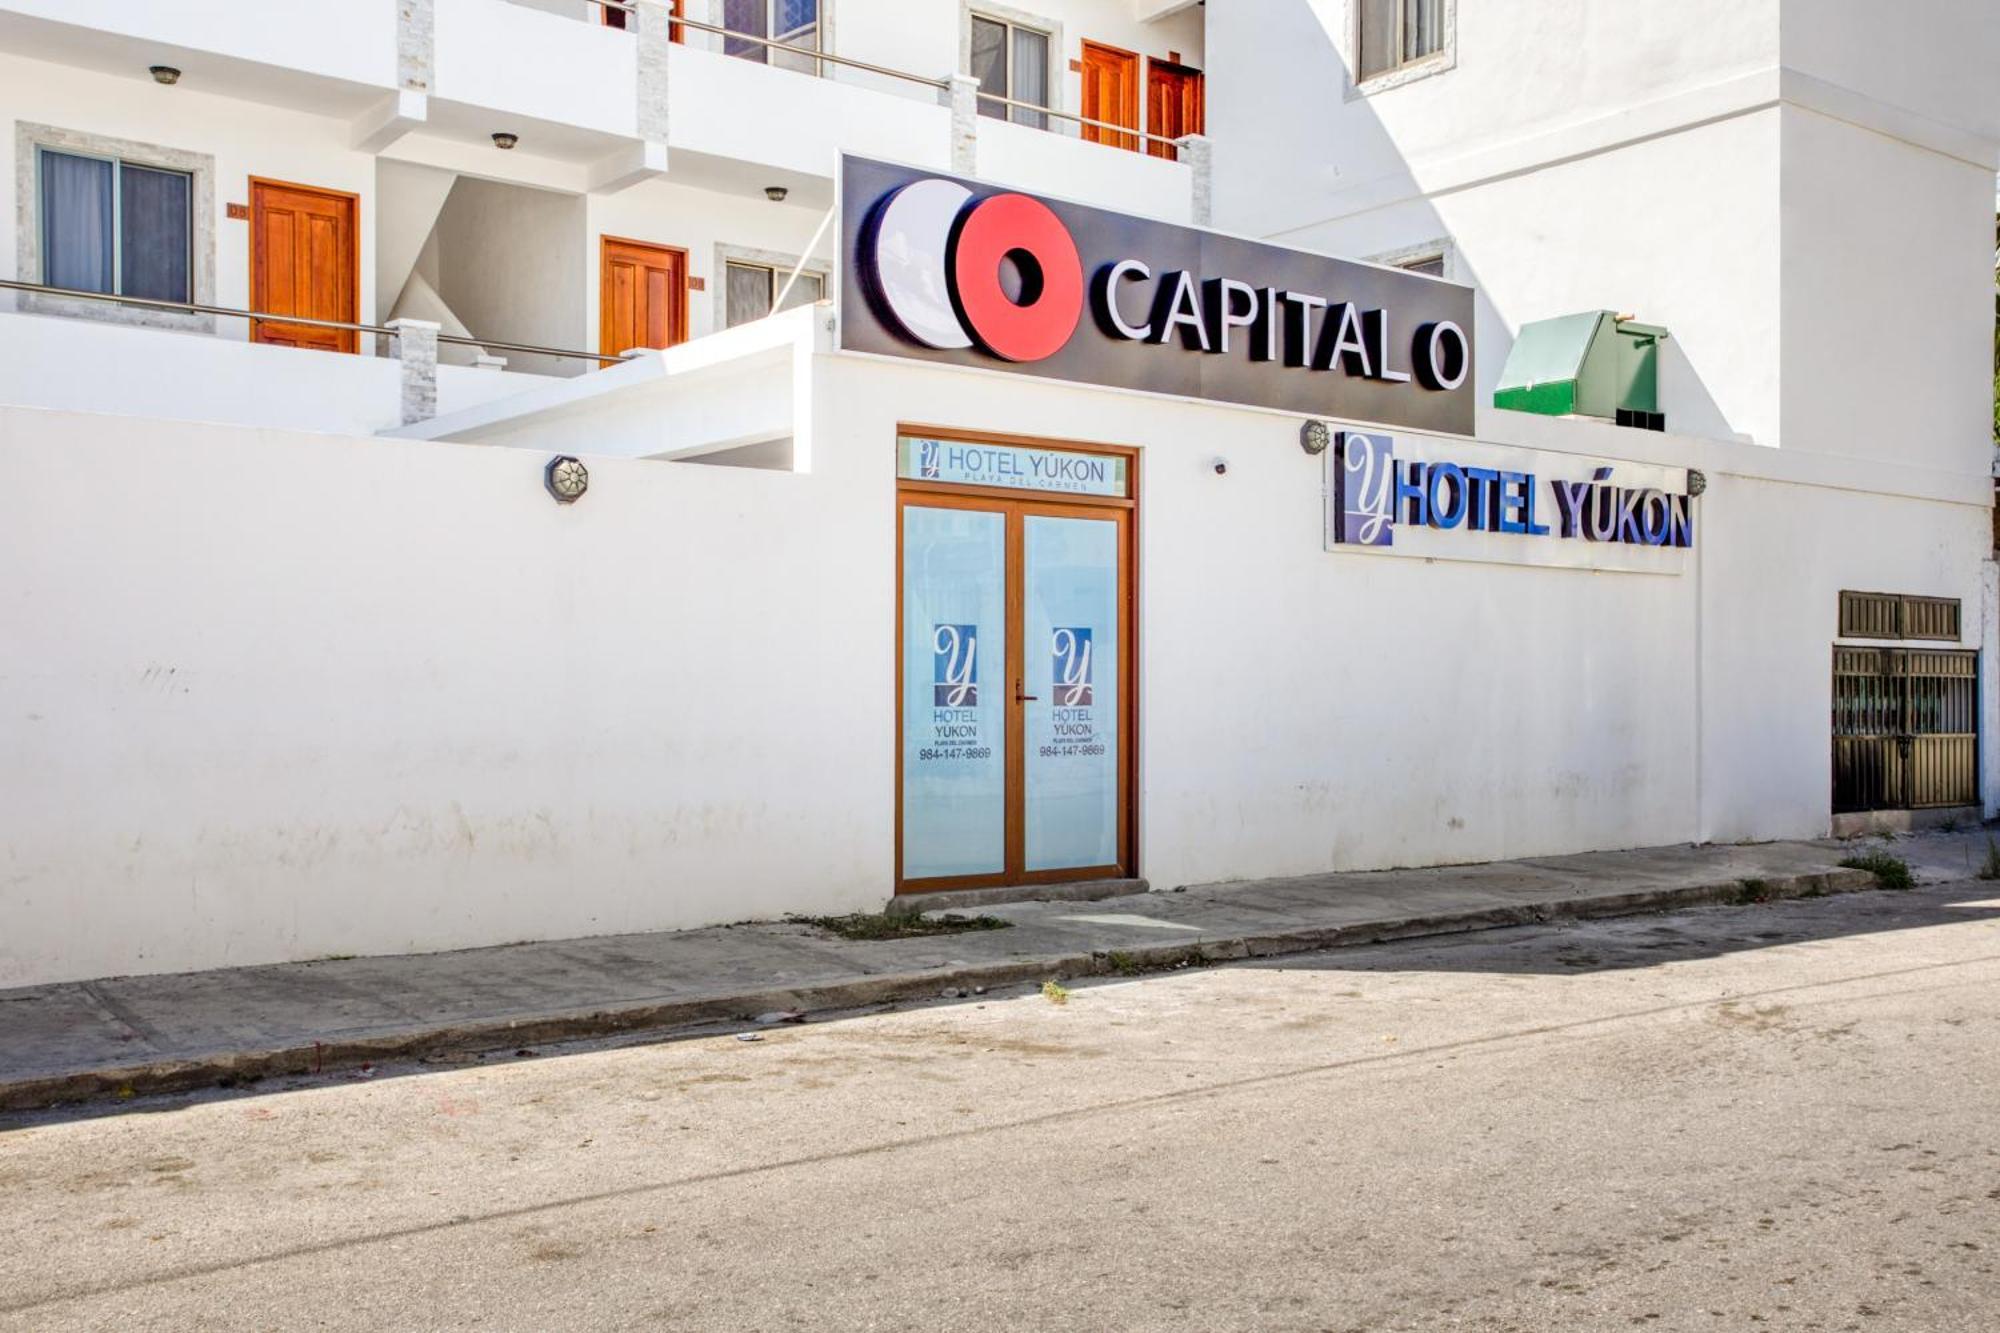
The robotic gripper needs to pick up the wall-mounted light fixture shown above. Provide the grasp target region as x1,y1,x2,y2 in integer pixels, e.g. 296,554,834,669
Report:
764,185,789,202
1298,419,1331,456
1687,469,1707,497
492,131,520,150
149,65,182,85
545,455,589,504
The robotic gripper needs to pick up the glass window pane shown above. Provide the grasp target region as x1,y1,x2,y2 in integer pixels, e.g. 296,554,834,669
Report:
773,0,815,39
725,261,772,326
39,150,114,294
118,164,191,303
1358,0,1397,79
775,270,823,311
1399,253,1446,278
770,0,817,73
970,16,1007,120
1010,27,1049,129
1024,514,1120,872
723,0,767,61
902,505,1007,881
1405,0,1442,60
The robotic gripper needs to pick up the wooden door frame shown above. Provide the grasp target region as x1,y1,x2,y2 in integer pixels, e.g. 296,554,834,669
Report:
894,425,1140,895
248,176,360,354
1145,57,1204,161
1079,40,1142,151
597,233,690,359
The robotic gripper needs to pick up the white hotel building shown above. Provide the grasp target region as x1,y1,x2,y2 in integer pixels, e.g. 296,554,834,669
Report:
0,1,1995,986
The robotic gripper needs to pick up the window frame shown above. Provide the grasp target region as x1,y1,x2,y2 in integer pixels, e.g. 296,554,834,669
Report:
14,123,215,334
714,245,830,330
1346,0,1457,98
722,0,824,72
960,3,1065,128
37,145,195,305
1369,237,1461,284
968,9,1055,129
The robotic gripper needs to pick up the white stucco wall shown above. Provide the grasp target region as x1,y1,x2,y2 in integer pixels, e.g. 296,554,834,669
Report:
0,51,379,330
0,399,889,987
3,339,1986,986
0,308,543,433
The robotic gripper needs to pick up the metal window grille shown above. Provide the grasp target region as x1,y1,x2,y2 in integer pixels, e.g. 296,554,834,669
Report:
1832,646,1978,812
1838,590,1960,642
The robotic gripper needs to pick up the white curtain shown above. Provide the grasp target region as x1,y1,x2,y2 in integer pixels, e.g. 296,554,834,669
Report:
40,151,113,293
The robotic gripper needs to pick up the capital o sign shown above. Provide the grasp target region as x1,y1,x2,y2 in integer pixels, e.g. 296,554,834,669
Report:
869,179,1085,363
844,157,1478,436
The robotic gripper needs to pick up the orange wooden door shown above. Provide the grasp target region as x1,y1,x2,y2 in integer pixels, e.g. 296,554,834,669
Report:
1079,41,1140,151
1146,60,1204,160
599,236,689,358
250,179,359,354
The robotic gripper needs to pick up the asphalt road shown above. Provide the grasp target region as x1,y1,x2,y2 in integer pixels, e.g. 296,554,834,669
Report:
4,879,1999,1331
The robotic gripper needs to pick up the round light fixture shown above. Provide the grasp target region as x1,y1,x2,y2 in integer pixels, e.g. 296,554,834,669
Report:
1299,419,1331,456
545,455,589,504
1686,468,1708,497
149,65,182,86
764,185,789,203
492,131,520,150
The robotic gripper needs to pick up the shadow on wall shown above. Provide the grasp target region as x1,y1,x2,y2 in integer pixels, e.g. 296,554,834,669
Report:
1208,1,1747,444
377,161,589,378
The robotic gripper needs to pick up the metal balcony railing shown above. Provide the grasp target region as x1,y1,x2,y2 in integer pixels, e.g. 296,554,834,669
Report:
574,0,1190,153
0,277,611,365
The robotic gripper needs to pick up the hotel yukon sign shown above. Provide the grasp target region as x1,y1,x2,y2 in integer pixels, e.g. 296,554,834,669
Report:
840,156,1477,436
1328,430,1698,573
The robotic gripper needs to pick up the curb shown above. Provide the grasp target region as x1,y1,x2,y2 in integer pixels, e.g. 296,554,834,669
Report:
0,864,1881,1111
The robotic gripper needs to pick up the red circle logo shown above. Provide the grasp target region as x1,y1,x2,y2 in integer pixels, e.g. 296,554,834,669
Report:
950,193,1085,363
866,182,1084,364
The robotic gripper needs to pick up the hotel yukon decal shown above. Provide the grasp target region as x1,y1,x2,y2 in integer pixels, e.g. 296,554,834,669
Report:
840,156,1477,436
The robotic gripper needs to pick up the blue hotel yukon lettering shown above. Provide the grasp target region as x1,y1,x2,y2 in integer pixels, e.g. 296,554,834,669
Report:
1332,431,1696,553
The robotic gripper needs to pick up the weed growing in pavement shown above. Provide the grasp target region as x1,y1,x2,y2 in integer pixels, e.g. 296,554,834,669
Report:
1980,838,2000,882
1839,851,1914,891
1041,979,1071,1005
1938,814,1962,834
1733,878,1777,904
1104,951,1143,976
796,912,1011,941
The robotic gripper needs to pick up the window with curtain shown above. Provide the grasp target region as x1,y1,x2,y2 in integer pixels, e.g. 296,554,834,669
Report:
969,14,1051,130
1358,0,1446,83
724,0,819,74
38,148,191,303
724,260,825,327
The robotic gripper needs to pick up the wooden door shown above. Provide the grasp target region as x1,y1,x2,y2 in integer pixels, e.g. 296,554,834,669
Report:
1146,59,1204,160
599,236,688,358
1078,41,1140,151
249,179,359,354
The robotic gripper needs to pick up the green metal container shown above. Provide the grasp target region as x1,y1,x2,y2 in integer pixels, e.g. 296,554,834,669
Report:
1493,310,1668,426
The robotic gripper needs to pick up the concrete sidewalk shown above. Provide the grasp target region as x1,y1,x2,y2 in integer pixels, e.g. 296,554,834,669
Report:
3,830,1987,1110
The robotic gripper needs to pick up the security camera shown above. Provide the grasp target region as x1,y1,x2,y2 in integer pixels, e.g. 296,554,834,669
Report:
1212,457,1229,475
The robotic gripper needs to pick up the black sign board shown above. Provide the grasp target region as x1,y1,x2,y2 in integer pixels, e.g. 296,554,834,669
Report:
838,155,1476,436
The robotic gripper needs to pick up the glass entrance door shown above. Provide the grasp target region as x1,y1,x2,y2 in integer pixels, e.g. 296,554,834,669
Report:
897,439,1133,893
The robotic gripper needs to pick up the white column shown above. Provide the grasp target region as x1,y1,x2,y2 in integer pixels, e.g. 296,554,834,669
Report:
1178,133,1213,227
636,0,671,151
941,73,980,176
389,318,441,426
397,0,434,94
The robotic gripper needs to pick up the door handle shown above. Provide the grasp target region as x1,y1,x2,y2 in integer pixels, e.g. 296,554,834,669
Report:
1015,680,1039,703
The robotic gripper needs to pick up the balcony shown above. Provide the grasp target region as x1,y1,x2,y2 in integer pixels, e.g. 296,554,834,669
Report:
0,0,1203,221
